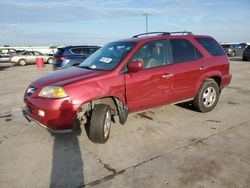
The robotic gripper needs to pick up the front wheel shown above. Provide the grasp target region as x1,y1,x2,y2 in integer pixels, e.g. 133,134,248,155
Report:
47,58,54,64
18,59,26,66
89,104,112,143
193,80,220,112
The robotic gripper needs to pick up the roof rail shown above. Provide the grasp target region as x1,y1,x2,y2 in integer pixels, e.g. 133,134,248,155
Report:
169,31,193,35
132,31,193,38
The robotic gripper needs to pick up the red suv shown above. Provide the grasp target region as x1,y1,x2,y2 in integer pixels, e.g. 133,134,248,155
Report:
23,32,232,143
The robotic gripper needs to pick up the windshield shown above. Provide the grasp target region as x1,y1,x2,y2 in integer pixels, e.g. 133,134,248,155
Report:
79,42,136,71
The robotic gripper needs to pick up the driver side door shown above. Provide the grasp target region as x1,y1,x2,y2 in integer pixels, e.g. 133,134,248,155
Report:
124,40,175,112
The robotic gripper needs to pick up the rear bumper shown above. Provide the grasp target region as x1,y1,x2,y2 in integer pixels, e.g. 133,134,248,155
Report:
22,109,72,133
221,73,232,89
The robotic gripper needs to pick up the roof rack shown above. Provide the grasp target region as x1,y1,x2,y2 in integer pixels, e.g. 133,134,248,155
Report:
132,31,193,38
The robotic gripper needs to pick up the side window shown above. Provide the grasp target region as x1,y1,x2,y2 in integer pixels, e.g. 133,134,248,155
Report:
71,48,81,55
34,51,42,56
170,39,202,64
195,37,226,56
130,40,167,69
89,48,98,54
23,51,32,56
80,48,90,55
29,52,35,56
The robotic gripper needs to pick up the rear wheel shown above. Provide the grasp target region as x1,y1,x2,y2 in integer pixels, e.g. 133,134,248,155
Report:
193,80,220,112
242,57,248,61
18,59,26,66
89,104,112,143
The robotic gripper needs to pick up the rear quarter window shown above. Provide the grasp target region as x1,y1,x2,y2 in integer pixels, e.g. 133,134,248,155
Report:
55,48,65,56
195,37,226,56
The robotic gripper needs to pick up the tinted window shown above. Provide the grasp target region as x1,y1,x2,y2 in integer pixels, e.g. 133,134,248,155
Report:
89,48,99,54
130,40,168,69
170,39,202,64
195,37,225,56
80,48,90,55
71,48,81,55
222,45,230,48
55,48,65,56
71,48,96,55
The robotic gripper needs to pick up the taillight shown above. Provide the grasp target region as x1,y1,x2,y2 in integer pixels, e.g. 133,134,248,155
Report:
56,56,67,61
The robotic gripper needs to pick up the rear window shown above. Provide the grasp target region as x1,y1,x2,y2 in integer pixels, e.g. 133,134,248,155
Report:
222,45,230,48
170,39,203,64
55,48,65,56
70,47,99,55
196,37,226,56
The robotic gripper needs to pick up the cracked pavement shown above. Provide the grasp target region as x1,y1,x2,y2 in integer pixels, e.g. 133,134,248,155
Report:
0,59,250,188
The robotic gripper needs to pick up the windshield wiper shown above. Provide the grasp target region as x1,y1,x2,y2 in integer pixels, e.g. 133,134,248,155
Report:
79,66,92,69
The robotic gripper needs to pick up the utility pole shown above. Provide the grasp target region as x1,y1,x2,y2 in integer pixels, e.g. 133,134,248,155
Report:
143,13,150,34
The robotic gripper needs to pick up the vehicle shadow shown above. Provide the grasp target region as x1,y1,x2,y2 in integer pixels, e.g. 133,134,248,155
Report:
0,62,12,71
50,128,85,188
175,101,197,112
49,100,85,187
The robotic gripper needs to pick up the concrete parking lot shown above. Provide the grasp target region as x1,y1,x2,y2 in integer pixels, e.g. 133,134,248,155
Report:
0,59,250,188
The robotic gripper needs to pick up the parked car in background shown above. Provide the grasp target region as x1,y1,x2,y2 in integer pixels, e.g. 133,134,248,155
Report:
10,51,54,66
52,45,100,70
23,31,231,143
242,45,250,61
0,48,23,62
221,44,246,57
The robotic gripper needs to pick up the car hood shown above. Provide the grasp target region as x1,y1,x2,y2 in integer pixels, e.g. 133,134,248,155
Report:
31,67,108,88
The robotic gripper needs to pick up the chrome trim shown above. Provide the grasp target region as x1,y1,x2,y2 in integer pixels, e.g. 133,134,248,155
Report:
22,109,72,134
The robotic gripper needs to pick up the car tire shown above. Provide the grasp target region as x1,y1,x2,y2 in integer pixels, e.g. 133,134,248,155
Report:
242,57,248,61
18,59,26,66
89,104,112,143
47,58,54,64
193,79,220,113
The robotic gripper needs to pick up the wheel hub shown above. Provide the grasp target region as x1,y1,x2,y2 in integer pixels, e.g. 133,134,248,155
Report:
104,111,111,139
202,87,216,108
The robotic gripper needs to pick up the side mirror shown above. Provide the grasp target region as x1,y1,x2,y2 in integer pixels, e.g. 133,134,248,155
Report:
127,61,143,73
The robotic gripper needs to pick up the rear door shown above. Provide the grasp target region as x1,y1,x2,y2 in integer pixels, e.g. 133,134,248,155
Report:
124,40,175,112
168,38,205,101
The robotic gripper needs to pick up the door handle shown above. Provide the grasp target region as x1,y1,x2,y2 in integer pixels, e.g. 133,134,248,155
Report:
199,66,207,71
162,73,173,78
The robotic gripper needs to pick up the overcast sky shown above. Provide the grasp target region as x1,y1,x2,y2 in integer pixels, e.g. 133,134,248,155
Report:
0,0,250,46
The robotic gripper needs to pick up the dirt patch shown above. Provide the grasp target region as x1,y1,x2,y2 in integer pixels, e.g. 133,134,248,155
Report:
0,114,12,119
178,157,222,186
136,111,155,121
206,120,221,123
227,101,240,105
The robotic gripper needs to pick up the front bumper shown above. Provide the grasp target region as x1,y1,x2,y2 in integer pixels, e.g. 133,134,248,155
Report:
22,109,72,133
23,96,76,133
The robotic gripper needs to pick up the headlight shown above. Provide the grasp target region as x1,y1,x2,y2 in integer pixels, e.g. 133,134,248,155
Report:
38,86,68,98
